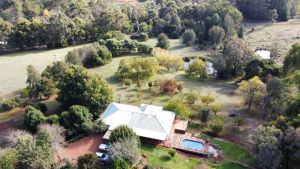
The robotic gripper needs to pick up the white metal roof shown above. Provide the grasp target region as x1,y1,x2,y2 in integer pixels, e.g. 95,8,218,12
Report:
101,102,176,141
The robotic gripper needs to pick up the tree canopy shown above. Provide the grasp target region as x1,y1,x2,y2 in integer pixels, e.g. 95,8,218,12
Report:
57,65,112,116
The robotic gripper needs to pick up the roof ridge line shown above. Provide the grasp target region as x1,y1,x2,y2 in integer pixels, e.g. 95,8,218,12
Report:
154,114,168,133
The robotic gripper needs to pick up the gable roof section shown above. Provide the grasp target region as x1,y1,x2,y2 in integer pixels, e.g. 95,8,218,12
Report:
101,102,175,141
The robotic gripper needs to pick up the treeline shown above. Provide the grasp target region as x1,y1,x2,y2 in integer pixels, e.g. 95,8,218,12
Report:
236,0,297,21
0,0,243,52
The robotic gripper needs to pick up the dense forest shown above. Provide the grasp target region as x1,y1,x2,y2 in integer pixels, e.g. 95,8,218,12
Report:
0,0,243,52
236,0,297,21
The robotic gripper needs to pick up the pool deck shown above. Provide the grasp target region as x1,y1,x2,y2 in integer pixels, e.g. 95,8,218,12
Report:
161,120,209,156
172,132,209,156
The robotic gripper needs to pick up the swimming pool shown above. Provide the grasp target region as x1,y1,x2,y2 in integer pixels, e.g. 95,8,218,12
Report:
180,139,205,151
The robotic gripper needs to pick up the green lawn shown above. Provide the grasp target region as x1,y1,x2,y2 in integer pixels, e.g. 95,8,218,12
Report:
141,144,201,169
202,135,255,165
212,161,250,169
0,43,91,97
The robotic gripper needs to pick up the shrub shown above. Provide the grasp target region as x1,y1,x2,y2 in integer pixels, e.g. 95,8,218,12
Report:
20,88,30,98
28,102,48,113
168,148,176,157
164,99,190,119
113,158,131,169
185,91,200,105
46,114,59,124
234,116,244,127
137,43,152,54
139,33,148,42
109,125,139,143
123,79,132,88
176,83,183,92
65,50,82,65
182,29,196,46
2,97,20,111
77,153,99,169
156,33,170,49
106,39,123,53
24,106,47,132
159,79,178,94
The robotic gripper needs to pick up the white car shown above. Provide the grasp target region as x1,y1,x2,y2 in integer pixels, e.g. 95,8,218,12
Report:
96,152,111,163
99,144,108,151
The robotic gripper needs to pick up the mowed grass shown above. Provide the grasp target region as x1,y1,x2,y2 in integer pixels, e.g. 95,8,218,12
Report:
212,161,250,169
141,144,201,169
0,43,91,97
202,135,255,165
142,38,207,57
244,19,300,58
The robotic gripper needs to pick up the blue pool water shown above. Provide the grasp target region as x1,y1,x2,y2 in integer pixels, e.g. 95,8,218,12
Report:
180,139,205,150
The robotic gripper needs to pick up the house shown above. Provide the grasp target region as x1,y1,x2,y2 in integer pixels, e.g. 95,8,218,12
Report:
100,102,176,144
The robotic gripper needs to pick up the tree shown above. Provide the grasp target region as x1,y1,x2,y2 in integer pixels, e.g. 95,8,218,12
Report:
115,58,159,81
264,78,289,118
211,103,223,115
46,13,77,48
77,153,100,169
109,125,138,144
186,59,208,79
182,29,196,46
57,65,112,117
245,59,281,82
208,26,225,44
164,99,190,119
0,148,16,169
0,17,13,43
37,124,66,161
8,18,45,49
84,45,112,67
236,76,265,110
152,48,183,71
24,106,46,132
14,129,54,169
59,105,106,138
40,77,56,99
209,118,224,136
256,126,283,169
283,42,300,75
109,138,140,165
223,15,236,38
218,38,253,78
156,33,170,49
199,107,211,123
42,61,69,82
26,65,41,99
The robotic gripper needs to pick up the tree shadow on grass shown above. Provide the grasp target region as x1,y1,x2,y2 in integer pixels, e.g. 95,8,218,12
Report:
159,155,171,162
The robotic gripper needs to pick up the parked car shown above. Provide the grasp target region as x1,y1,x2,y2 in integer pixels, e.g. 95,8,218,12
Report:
99,143,108,151
96,152,111,164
